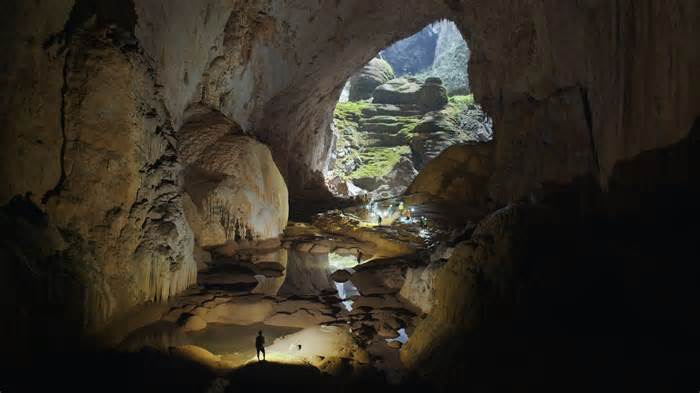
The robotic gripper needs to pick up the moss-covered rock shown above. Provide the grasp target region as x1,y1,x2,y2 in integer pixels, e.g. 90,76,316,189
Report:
348,58,395,101
373,77,448,111
350,146,411,187
330,86,490,197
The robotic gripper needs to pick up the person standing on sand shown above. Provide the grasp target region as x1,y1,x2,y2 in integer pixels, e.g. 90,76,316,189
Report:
256,330,266,361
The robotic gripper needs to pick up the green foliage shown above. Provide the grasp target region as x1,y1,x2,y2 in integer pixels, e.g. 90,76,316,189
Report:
349,146,410,179
448,94,474,106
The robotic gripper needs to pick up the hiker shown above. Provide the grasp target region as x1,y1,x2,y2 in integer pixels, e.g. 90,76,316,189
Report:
377,214,382,226
255,330,266,361
403,208,412,221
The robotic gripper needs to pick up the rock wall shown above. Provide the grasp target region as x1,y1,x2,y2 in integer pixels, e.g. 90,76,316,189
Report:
6,0,697,205
178,108,288,247
0,19,197,353
456,0,700,204
430,20,470,94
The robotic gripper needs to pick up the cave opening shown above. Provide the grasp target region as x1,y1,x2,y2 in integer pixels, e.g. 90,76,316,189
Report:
325,20,492,201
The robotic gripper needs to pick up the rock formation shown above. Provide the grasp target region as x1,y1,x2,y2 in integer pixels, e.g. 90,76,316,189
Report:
1,24,198,344
380,22,438,76
348,58,395,101
430,20,470,94
178,108,288,246
373,77,448,110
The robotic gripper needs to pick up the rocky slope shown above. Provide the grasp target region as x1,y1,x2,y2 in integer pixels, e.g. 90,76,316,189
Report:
329,75,491,198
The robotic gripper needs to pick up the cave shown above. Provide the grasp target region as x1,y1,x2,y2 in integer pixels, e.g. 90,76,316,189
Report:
1,1,699,392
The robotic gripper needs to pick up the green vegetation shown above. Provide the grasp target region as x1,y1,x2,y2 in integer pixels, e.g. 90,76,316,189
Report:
331,94,478,182
397,117,421,141
448,94,474,106
334,101,372,122
349,146,410,179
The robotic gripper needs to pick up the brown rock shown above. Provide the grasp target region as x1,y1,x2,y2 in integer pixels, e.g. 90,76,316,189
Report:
331,269,352,283
180,111,289,246
179,314,207,332
348,58,396,101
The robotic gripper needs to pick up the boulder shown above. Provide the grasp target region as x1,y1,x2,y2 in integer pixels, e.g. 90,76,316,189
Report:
407,143,494,207
331,269,352,283
350,259,407,295
372,78,421,105
418,78,449,110
348,58,395,101
277,251,336,296
376,156,418,197
398,261,445,314
373,78,448,111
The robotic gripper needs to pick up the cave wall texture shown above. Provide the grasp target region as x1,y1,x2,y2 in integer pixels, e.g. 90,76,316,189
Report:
1,1,699,388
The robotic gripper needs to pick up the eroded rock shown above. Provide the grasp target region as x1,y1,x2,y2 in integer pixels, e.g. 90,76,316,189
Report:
179,110,288,247
348,58,395,101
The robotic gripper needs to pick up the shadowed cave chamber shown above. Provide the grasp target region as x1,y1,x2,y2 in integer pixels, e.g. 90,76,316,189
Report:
1,1,699,392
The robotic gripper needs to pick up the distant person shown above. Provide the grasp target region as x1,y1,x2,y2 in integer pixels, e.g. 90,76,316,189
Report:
255,330,266,361
377,215,382,226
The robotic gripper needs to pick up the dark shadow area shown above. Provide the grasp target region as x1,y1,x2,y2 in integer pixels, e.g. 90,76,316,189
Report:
1,349,217,393
225,360,419,393
0,348,427,393
410,119,700,392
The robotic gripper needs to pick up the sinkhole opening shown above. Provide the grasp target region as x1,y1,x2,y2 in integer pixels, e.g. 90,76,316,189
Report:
325,19,493,200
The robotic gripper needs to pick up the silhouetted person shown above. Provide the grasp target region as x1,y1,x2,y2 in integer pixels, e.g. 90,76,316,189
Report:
256,330,266,361
377,215,382,226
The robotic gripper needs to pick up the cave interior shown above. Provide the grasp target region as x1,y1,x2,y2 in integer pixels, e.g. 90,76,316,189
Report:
1,1,699,392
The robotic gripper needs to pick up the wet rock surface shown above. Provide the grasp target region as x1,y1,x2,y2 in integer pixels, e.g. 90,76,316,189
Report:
114,196,454,385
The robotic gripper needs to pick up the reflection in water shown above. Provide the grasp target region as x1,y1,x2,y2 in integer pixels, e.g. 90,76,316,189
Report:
251,248,288,296
386,328,409,344
278,251,335,296
335,281,359,311
119,321,300,362
329,252,359,311
119,244,408,364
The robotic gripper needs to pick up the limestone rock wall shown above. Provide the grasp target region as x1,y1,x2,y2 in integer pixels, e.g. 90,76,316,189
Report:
1,19,197,351
456,0,700,203
178,109,288,247
46,33,198,327
0,0,73,204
